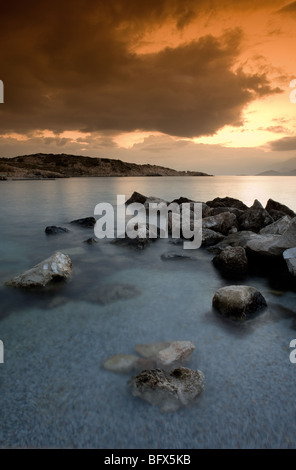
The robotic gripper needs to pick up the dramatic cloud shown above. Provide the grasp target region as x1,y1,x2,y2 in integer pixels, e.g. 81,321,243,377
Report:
269,136,296,151
0,1,281,138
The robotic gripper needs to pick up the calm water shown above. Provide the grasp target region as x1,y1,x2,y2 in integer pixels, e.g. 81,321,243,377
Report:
0,176,296,449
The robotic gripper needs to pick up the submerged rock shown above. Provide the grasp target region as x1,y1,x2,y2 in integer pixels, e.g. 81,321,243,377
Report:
283,247,296,277
156,341,195,369
45,226,70,235
70,216,96,227
103,354,140,374
212,285,267,320
160,252,197,261
112,223,159,249
5,252,72,288
134,342,172,359
83,237,99,245
212,246,248,276
88,283,141,305
129,367,205,413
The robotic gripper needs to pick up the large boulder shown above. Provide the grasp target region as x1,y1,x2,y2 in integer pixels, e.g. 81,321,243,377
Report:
206,197,248,211
246,218,296,258
5,252,72,288
212,285,267,320
202,212,237,235
283,247,296,277
208,206,244,219
259,215,291,235
265,199,295,220
238,200,273,233
212,246,248,276
126,191,147,205
129,367,205,413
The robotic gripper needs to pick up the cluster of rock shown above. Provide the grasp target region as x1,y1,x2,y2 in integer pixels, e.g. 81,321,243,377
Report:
103,341,204,412
124,192,296,279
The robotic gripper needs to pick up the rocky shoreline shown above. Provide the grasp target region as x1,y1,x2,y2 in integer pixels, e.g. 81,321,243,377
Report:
3,191,296,412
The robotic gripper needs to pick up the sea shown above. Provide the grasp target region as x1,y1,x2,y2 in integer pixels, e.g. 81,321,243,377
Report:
0,175,296,449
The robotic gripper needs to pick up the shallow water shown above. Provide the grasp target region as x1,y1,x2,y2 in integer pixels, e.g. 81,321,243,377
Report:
0,176,296,449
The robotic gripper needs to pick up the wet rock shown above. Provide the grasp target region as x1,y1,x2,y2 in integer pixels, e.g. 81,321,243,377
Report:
259,215,291,235
283,247,296,277
70,216,96,227
238,200,273,233
5,252,72,288
103,354,140,374
212,246,248,276
206,197,248,211
246,218,296,258
202,212,237,235
202,228,225,247
144,196,168,209
265,199,295,219
88,283,141,305
45,226,70,235
135,342,172,359
156,341,195,369
129,367,205,413
208,231,262,254
212,285,267,320
84,237,99,245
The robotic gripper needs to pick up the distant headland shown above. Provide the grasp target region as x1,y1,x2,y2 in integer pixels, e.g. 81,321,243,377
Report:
0,153,212,179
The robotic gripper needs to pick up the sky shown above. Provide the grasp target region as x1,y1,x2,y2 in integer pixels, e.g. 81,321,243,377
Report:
0,0,296,175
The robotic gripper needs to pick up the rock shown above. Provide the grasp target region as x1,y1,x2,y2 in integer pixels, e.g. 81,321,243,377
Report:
84,237,99,244
202,228,225,247
206,197,248,211
45,226,70,235
88,283,141,305
128,367,205,413
212,246,248,276
238,199,273,233
70,216,96,227
246,218,296,258
283,247,296,277
144,196,168,209
125,191,147,205
259,215,291,235
135,342,172,358
208,231,262,254
103,354,140,374
160,252,197,261
202,212,237,235
156,341,195,369
208,206,244,219
212,285,267,320
265,199,295,219
6,252,72,288
112,223,159,249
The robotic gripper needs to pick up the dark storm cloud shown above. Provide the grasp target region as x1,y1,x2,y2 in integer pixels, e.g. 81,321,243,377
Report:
269,136,296,151
0,0,282,138
277,1,296,13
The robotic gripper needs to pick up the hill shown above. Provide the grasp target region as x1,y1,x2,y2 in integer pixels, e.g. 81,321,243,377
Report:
256,169,296,176
0,153,211,179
